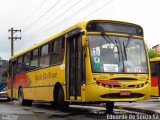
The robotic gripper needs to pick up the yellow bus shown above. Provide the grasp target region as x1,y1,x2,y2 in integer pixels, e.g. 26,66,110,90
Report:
7,20,150,112
150,57,160,96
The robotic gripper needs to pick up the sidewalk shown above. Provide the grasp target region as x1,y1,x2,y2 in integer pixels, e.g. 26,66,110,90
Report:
115,98,160,114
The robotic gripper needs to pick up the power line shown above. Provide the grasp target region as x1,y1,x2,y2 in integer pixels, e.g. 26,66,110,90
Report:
83,0,114,19
23,0,95,38
43,0,114,36
22,0,114,47
38,0,82,29
16,38,24,53
45,0,74,21
22,0,62,32
22,0,82,36
14,41,21,54
44,0,98,31
22,0,72,36
18,0,48,28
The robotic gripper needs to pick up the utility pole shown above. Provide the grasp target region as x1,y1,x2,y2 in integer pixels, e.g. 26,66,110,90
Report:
8,28,21,56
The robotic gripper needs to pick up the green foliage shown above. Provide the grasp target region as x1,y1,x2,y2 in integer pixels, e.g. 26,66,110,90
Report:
148,49,160,58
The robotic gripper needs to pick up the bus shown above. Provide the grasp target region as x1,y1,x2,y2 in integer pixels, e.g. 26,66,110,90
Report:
0,59,8,99
0,60,8,89
7,20,150,112
150,57,160,96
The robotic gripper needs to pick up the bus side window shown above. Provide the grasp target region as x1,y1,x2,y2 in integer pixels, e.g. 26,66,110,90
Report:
24,52,31,72
40,44,50,68
30,49,39,70
17,56,23,74
50,37,65,65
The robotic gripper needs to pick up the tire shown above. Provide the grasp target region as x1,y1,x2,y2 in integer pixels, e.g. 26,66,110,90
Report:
6,97,11,102
50,101,58,109
57,87,69,111
18,88,32,106
106,101,114,114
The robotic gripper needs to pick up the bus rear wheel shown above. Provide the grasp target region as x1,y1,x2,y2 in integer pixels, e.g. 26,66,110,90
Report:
18,88,32,106
57,87,69,111
106,101,114,114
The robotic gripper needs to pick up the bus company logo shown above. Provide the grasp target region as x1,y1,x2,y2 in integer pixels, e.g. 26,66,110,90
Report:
122,83,127,88
35,72,57,81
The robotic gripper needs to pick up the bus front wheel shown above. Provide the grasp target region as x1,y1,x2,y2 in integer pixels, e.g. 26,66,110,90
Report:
57,87,69,111
106,101,114,113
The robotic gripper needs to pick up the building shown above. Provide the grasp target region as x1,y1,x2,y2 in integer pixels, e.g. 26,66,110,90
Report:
152,44,160,54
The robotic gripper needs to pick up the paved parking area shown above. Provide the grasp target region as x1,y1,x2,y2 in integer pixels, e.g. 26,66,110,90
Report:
115,98,160,114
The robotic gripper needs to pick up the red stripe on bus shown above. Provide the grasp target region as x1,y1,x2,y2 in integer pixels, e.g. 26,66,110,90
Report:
151,77,158,87
96,80,120,86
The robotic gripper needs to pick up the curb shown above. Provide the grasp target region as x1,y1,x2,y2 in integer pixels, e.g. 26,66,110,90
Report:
115,106,160,115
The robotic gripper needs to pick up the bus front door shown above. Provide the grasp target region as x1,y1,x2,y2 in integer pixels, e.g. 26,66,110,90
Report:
66,34,84,101
157,62,160,96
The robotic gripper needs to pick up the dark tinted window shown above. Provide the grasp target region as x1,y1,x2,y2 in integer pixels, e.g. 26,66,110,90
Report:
17,56,23,74
40,44,50,68
41,44,49,56
24,52,30,72
30,49,39,70
87,22,143,36
32,49,39,59
50,37,65,65
151,62,156,76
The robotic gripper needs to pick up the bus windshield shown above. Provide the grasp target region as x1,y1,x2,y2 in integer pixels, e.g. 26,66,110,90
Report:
88,34,148,73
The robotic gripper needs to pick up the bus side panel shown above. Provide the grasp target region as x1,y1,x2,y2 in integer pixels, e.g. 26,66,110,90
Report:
50,66,66,101
34,68,51,101
33,65,65,101
14,73,29,99
151,76,158,87
82,47,100,101
151,76,159,96
22,72,36,100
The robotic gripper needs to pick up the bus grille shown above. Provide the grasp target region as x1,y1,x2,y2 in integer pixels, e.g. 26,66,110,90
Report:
96,82,147,89
100,93,144,99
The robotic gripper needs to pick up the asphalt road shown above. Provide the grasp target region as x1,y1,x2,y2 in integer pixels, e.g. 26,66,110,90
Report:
0,100,149,120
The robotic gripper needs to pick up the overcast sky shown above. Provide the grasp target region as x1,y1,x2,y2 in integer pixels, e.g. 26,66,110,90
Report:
0,0,160,59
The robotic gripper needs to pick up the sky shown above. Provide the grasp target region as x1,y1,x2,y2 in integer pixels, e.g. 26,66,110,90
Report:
0,0,160,59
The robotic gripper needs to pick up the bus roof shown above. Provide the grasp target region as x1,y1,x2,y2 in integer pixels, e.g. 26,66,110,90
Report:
9,19,142,60
150,57,160,62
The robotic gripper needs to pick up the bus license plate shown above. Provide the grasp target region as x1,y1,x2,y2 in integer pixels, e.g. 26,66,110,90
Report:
120,91,131,96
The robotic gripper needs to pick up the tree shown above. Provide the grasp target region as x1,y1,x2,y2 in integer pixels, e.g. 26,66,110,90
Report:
148,49,156,58
148,49,160,58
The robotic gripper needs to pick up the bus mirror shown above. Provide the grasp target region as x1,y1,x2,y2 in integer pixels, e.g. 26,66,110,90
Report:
82,36,88,47
81,30,88,47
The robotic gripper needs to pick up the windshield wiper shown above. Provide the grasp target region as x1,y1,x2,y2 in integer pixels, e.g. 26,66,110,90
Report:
117,37,125,72
123,41,127,61
101,32,121,62
123,34,133,61
125,34,133,48
101,32,114,44
114,39,120,62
